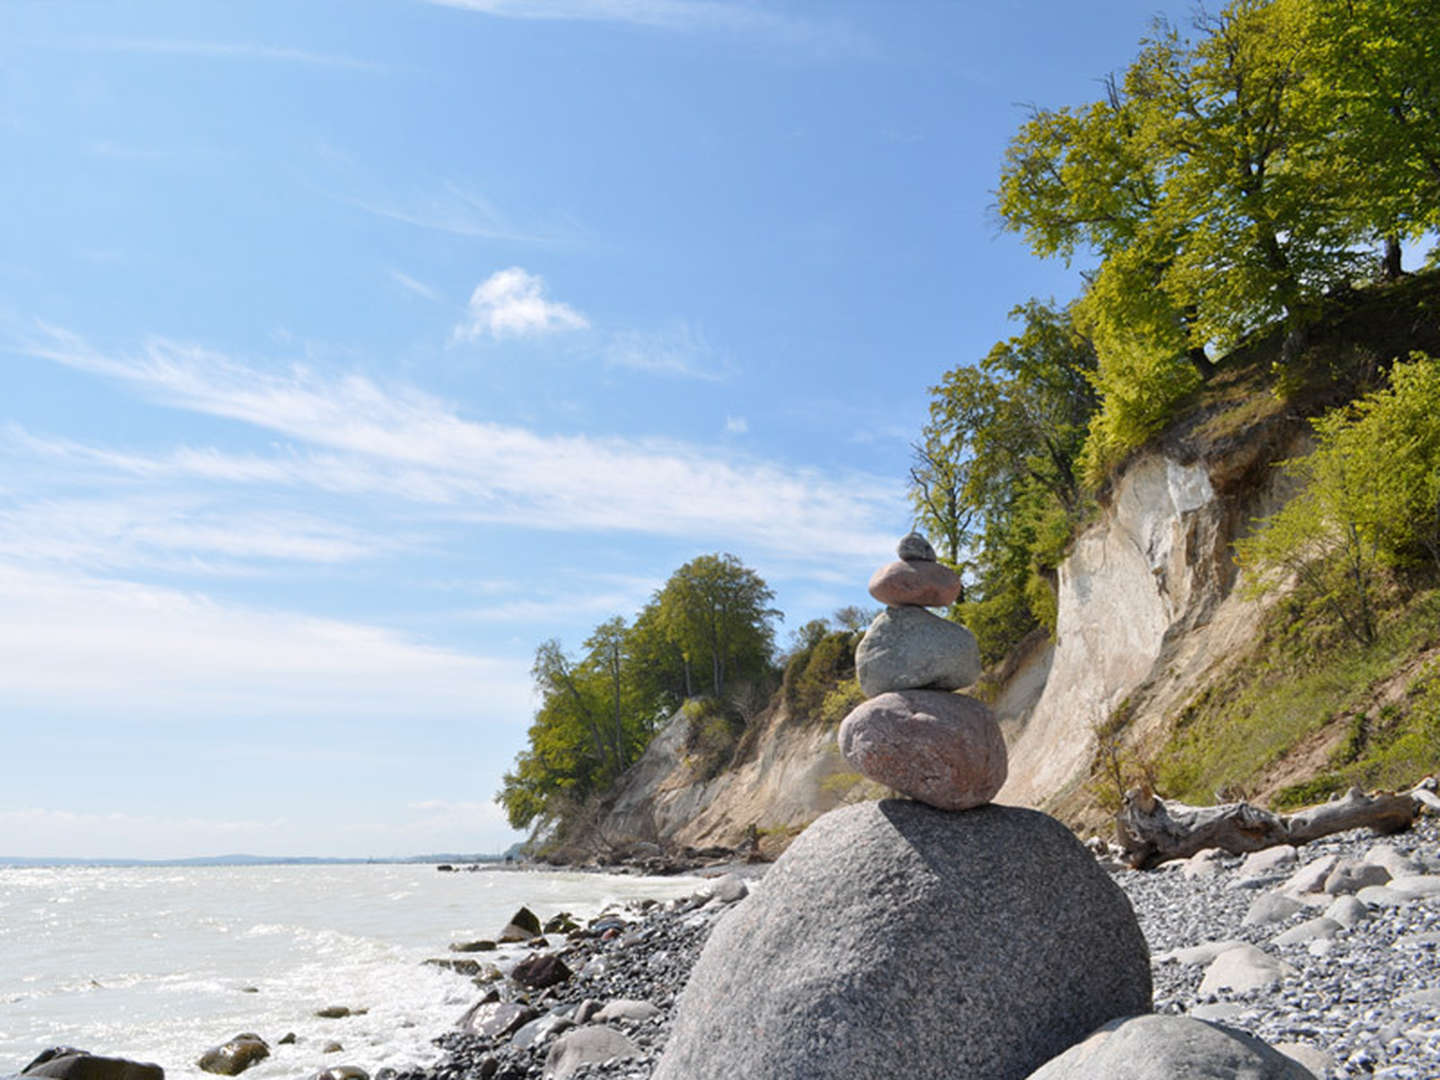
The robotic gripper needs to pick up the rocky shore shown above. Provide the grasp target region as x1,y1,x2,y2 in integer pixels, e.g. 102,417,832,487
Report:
13,816,1440,1080
396,816,1440,1080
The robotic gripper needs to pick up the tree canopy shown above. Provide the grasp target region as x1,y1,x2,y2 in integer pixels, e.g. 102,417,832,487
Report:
497,553,781,834
912,300,1099,663
997,0,1440,478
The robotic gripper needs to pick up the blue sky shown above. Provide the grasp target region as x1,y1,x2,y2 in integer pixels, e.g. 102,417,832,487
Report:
0,0,1193,858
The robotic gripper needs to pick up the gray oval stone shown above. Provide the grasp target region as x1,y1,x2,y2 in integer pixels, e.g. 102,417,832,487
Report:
1024,1014,1317,1079
855,606,980,696
897,531,937,561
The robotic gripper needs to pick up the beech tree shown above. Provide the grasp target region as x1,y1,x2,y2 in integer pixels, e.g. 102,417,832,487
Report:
656,554,779,699
913,300,1098,661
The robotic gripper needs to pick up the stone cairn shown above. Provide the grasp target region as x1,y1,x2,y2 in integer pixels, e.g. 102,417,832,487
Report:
838,530,1007,810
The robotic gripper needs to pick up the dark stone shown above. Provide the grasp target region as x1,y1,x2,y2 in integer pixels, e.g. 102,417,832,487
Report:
511,953,572,990
457,1000,538,1039
196,1035,270,1076
425,958,482,976
653,800,1152,1080
309,1069,368,1080
542,913,578,934
497,906,542,943
277,1035,297,1047
448,940,497,952
315,1006,352,1019
22,1049,163,1080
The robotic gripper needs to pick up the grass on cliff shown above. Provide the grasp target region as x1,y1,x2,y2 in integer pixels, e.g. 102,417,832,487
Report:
1155,586,1440,808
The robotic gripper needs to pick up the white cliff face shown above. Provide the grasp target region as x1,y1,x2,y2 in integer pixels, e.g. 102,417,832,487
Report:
596,703,853,851
998,455,1219,808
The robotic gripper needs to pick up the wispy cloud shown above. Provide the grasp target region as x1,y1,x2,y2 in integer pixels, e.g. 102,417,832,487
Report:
42,37,385,72
19,326,905,562
422,0,865,52
725,415,748,434
454,267,590,340
0,562,532,719
329,179,570,244
0,491,395,576
604,322,725,380
389,269,442,302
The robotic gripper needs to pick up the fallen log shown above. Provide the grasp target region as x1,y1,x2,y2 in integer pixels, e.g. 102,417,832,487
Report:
1116,785,1420,870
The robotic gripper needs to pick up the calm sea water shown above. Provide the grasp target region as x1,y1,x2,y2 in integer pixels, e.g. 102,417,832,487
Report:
0,864,707,1080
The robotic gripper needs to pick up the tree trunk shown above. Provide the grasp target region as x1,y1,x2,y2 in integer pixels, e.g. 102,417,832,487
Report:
1384,235,1404,280
1187,345,1217,380
1115,786,1419,870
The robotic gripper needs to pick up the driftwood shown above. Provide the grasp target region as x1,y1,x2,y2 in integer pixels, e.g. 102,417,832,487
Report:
1116,785,1421,870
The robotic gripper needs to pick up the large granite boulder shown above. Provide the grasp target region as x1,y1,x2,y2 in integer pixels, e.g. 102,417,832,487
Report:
838,690,1006,810
652,800,1151,1080
21,1050,162,1080
854,605,980,696
1023,1014,1317,1079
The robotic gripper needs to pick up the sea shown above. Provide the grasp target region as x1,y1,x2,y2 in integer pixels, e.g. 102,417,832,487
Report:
0,863,709,1080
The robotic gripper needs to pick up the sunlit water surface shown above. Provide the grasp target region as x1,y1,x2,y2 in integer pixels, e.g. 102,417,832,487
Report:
0,864,707,1080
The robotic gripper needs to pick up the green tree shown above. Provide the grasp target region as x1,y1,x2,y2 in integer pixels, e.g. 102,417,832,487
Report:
1236,354,1440,646
1302,0,1440,272
656,553,780,699
913,300,1099,662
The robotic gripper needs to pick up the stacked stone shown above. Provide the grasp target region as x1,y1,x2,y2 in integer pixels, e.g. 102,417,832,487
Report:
838,531,1008,811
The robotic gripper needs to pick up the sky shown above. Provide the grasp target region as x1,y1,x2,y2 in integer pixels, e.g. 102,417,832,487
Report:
0,0,1196,859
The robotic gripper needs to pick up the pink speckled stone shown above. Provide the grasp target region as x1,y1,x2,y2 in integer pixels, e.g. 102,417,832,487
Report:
838,689,1006,811
867,559,962,608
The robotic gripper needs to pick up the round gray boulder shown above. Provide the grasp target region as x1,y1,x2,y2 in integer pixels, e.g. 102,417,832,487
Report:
1023,1014,1317,1079
855,606,980,696
652,800,1152,1080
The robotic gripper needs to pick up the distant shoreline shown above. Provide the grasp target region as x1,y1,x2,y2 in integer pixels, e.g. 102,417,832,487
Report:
0,854,509,869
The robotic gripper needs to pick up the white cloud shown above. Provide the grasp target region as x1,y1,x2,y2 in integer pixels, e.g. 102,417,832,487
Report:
605,323,724,379
0,561,532,719
0,493,394,574
21,327,906,562
455,268,589,340
725,415,748,434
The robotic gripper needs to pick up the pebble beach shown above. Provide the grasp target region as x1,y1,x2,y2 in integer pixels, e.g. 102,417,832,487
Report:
400,817,1440,1080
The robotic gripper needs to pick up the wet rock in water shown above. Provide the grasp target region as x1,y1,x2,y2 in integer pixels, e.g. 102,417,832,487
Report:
196,1035,270,1077
653,800,1151,1080
542,1026,640,1080
321,1044,342,1055
22,1049,163,1080
854,605,981,696
511,953,572,989
310,1069,368,1080
448,940,497,953
457,1001,538,1039
425,958,482,976
1022,1014,1316,1079
277,1035,297,1047
498,906,542,943
838,689,1006,810
867,559,963,608
542,913,579,934
314,1006,355,1019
